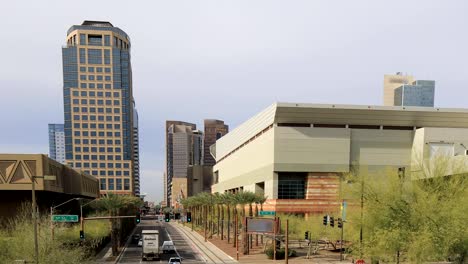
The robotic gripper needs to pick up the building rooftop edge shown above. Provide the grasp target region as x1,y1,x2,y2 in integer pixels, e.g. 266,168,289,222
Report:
275,102,468,113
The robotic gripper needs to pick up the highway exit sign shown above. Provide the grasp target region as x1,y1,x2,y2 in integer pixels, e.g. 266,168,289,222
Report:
259,211,275,216
52,215,79,222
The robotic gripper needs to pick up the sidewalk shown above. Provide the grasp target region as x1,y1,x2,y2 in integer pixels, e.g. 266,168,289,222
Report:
171,222,238,263
173,222,353,264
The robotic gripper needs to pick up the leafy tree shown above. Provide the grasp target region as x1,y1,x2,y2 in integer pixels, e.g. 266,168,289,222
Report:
95,193,143,256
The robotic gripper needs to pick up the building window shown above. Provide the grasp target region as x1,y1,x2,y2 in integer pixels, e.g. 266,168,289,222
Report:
116,179,122,190
100,179,106,190
80,34,86,45
79,48,86,64
87,49,102,64
124,179,130,190
97,67,103,73
104,35,110,46
88,35,102,46
104,50,110,65
278,173,306,199
108,179,114,190
89,83,95,88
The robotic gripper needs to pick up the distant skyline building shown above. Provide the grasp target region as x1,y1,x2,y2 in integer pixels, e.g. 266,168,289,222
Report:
383,72,435,107
165,121,197,207
394,80,435,107
62,21,136,195
383,72,414,106
203,119,228,166
48,124,66,164
133,104,140,196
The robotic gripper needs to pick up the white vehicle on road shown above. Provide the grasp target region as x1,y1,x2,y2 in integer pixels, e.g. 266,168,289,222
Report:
161,240,176,253
168,257,182,264
141,230,160,261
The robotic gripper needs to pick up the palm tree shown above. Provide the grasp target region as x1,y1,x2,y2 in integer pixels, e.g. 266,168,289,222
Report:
219,193,232,241
95,193,143,256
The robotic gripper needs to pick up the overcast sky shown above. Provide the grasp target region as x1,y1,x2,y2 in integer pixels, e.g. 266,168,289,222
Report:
1,0,467,202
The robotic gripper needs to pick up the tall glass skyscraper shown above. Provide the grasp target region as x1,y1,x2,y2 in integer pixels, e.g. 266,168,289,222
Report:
62,21,136,195
48,124,66,164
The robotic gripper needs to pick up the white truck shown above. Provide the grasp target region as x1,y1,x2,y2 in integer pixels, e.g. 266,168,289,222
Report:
141,230,160,261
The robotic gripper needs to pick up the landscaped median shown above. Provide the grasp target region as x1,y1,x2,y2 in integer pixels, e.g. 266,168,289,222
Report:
0,204,110,263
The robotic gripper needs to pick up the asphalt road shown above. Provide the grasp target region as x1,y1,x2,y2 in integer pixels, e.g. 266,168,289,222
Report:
118,217,204,263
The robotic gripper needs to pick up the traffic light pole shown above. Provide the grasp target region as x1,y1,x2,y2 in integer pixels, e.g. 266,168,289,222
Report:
340,222,344,261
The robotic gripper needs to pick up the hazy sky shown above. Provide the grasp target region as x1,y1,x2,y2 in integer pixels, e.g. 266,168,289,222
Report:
1,1,467,202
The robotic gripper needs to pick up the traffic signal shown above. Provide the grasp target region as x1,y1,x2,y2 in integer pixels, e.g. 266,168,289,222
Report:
323,215,328,226
135,213,141,224
80,230,85,240
187,212,192,222
330,217,335,227
304,231,309,240
165,213,170,222
338,218,343,228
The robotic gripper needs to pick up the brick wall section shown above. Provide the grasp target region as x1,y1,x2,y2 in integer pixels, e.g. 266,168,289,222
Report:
260,172,341,214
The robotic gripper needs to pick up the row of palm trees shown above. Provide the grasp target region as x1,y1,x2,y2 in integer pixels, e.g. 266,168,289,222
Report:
180,191,267,254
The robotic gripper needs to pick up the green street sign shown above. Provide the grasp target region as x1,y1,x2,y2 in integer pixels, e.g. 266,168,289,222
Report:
259,211,275,216
52,215,79,222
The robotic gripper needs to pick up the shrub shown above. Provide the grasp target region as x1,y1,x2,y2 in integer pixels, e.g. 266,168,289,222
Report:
265,245,297,260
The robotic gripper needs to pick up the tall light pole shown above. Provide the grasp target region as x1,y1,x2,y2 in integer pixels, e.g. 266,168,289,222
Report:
80,199,99,238
31,175,56,264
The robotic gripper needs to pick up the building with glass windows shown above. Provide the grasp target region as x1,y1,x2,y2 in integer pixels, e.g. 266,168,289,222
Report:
203,119,228,166
62,21,136,195
165,121,204,207
211,102,468,215
394,80,435,107
133,104,140,196
48,124,66,164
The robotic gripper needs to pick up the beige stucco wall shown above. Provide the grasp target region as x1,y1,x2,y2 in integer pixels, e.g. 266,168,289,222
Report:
274,126,350,172
350,129,414,170
212,129,275,197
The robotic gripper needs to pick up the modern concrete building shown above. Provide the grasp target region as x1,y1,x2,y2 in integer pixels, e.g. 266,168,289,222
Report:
48,124,66,164
0,154,99,219
62,21,136,195
165,121,200,207
211,103,468,215
203,119,229,166
394,80,435,107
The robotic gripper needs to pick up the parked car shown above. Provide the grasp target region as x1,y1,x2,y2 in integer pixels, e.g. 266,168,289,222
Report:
168,257,182,264
137,238,143,247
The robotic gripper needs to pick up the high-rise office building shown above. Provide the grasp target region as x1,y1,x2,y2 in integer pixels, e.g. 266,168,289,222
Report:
383,73,435,107
383,73,414,106
165,121,201,207
133,103,140,196
394,80,435,107
62,21,136,195
48,124,66,164
203,119,228,166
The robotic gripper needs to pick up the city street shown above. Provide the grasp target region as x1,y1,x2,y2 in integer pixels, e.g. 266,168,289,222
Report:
117,217,204,263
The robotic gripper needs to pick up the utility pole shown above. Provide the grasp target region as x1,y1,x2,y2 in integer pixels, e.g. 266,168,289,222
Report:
32,177,39,264
285,219,289,264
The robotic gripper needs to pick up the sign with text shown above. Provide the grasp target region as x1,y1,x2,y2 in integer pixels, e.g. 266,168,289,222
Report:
246,217,278,234
52,215,79,222
259,210,275,216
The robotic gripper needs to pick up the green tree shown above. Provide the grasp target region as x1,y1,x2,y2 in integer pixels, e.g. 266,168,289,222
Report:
95,193,143,257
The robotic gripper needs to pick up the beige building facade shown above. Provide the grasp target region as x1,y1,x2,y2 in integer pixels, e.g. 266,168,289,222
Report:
63,21,135,195
212,103,468,214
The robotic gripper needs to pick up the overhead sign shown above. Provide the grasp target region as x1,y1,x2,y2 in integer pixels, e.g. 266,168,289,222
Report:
52,215,79,222
259,210,275,216
341,201,347,221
